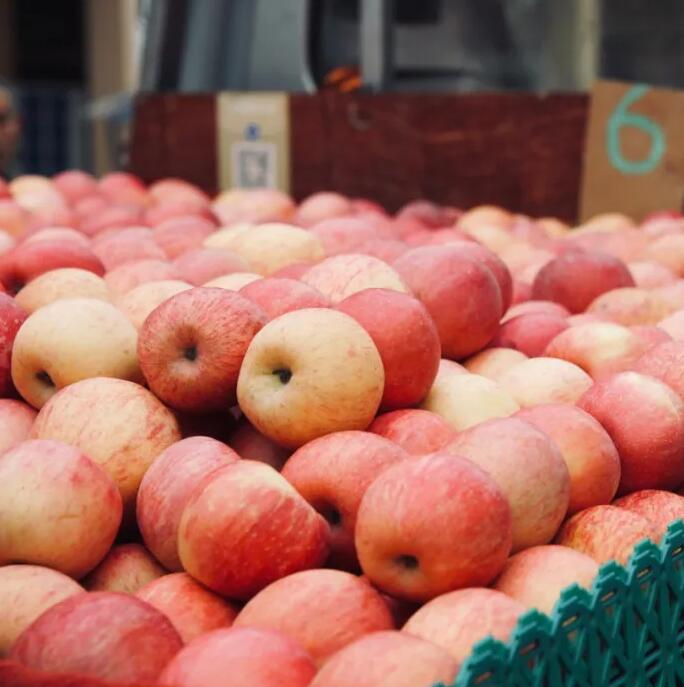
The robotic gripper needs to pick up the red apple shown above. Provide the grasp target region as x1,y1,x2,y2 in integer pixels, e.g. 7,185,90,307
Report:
235,569,394,665
0,565,84,656
203,271,261,290
628,261,677,288
139,287,266,412
105,259,182,297
10,591,182,682
393,246,503,358
295,192,353,227
281,431,409,569
79,203,145,237
11,298,142,409
178,461,330,599
578,372,684,493
447,418,570,551
240,277,330,320
237,309,384,448
368,408,456,455
633,340,684,400
658,308,684,340
152,216,216,258
158,627,316,687
212,188,296,224
0,240,104,294
545,322,647,378
0,399,36,455
227,420,290,470
173,247,249,286
647,233,684,276
493,545,599,614
0,439,122,577
355,453,512,602
309,630,459,687
337,288,441,409
463,347,528,382
146,201,215,227
116,279,192,330
148,178,209,207
613,490,684,540
24,226,90,247
53,170,98,205
302,253,408,304
587,287,671,326
555,505,656,565
403,588,525,663
498,357,593,407
493,312,569,357
82,544,166,594
92,227,166,270
0,294,27,395
31,377,181,519
137,572,238,643
99,171,149,206
630,324,672,350
515,404,620,515
532,250,635,313
137,436,240,570
502,299,570,322
309,216,376,254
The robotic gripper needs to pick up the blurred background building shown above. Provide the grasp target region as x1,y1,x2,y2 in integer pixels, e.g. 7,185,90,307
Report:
1,0,684,177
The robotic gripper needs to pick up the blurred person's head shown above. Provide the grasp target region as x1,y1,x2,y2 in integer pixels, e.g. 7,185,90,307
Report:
0,80,20,177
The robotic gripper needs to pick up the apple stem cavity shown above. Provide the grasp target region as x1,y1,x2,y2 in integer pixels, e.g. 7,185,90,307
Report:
273,368,292,385
183,345,198,362
395,554,419,571
35,370,54,387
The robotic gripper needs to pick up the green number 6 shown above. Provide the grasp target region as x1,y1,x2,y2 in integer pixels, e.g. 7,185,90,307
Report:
606,85,666,174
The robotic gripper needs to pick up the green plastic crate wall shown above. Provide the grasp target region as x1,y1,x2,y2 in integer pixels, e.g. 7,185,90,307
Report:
436,519,684,687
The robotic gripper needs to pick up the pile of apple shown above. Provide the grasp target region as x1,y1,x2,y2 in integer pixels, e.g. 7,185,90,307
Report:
1,171,684,687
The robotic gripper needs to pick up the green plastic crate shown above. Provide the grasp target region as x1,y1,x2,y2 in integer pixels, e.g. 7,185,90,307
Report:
438,519,684,687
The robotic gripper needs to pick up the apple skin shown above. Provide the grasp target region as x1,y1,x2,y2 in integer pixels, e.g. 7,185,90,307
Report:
0,439,122,578
0,565,84,656
355,453,512,602
587,287,672,327
138,287,266,412
447,417,570,552
647,233,684,276
658,308,684,340
79,203,145,237
173,248,250,286
493,312,569,357
116,279,192,330
403,588,525,663
234,569,394,665
309,630,459,687
281,431,409,570
421,368,519,432
10,591,183,683
136,572,239,643
152,216,216,258
630,260,679,288
14,267,110,313
368,408,456,455
92,227,166,270
11,298,142,409
0,239,104,294
148,178,209,207
53,169,99,204
502,299,570,322
204,271,262,290
633,340,684,400
82,544,166,594
296,192,354,227
237,308,384,449
158,627,316,687
555,505,657,565
613,490,684,540
99,171,149,206
532,249,635,313
302,253,408,304
178,461,330,599
463,347,528,382
137,436,241,571
227,420,290,470
393,245,503,358
0,293,28,395
515,404,621,515
630,324,672,351
31,377,181,521
498,357,593,407
308,217,376,254
239,277,329,320
24,226,91,246
545,322,647,378
0,399,36,455
493,545,599,615
578,372,684,493
337,288,441,409
105,259,182,297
